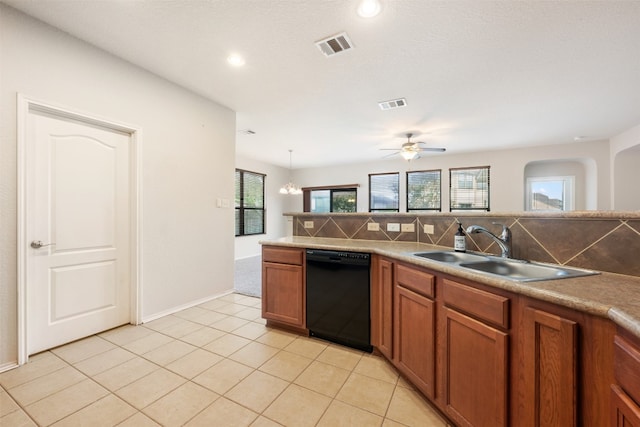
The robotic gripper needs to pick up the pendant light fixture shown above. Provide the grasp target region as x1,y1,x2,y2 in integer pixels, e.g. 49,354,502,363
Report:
280,149,303,195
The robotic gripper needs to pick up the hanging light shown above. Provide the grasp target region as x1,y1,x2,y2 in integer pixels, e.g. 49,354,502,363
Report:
280,149,303,195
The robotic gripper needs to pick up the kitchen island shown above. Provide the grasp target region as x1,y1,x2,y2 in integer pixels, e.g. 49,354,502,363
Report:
261,236,640,427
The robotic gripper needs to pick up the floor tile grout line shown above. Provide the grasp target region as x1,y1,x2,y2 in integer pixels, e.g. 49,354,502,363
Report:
9,357,108,426
148,327,397,424
0,378,42,426
143,304,268,424
3,295,445,426
2,352,82,411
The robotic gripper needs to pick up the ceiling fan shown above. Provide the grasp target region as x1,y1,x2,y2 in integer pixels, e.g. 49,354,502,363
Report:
380,133,446,161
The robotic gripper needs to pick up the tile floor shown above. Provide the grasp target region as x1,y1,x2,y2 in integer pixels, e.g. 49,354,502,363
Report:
0,293,449,427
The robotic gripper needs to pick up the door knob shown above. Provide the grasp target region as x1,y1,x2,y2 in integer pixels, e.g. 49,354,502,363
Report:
31,240,55,249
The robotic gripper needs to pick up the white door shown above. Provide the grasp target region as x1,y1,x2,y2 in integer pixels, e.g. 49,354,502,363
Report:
26,107,132,355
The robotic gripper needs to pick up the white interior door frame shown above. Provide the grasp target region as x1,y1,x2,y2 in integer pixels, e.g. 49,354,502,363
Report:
16,94,143,365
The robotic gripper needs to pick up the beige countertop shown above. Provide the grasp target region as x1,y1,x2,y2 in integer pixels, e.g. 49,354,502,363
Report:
261,236,640,338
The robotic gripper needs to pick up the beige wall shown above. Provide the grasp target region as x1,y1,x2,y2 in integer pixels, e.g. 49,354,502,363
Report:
1,5,236,368
287,140,610,212
611,123,640,210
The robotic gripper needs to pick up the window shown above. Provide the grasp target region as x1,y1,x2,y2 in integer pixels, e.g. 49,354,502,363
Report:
306,188,357,213
450,166,490,211
526,176,575,211
235,169,265,236
369,173,399,212
302,185,359,212
407,170,441,212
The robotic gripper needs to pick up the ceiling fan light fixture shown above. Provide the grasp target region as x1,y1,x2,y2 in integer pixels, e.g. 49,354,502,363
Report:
401,150,418,161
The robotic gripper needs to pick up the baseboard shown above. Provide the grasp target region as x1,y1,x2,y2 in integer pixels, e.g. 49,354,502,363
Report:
235,254,261,261
0,361,19,373
141,288,234,324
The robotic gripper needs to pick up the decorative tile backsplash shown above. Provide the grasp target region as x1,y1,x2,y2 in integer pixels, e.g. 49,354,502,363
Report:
291,213,640,277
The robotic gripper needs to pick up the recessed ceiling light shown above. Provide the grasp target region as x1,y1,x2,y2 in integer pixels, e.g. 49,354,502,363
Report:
573,136,587,141
227,54,245,67
357,0,381,18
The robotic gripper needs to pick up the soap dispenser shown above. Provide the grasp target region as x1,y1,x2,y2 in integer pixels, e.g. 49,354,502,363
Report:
454,221,466,252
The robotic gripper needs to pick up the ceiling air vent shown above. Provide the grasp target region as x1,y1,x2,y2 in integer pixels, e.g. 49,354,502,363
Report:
378,98,407,110
315,32,354,57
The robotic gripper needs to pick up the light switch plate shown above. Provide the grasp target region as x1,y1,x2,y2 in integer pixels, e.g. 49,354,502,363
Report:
387,223,400,232
423,224,435,234
367,222,380,231
304,221,314,229
401,223,415,232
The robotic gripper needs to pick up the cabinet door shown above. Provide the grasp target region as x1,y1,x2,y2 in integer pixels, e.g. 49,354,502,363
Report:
443,307,508,427
522,307,577,427
612,385,640,427
394,285,435,398
372,257,394,359
262,262,304,327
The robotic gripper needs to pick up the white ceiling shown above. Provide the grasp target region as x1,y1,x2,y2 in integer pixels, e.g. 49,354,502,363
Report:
5,0,640,168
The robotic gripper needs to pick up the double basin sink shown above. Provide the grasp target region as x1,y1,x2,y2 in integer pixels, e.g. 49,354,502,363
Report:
408,250,599,282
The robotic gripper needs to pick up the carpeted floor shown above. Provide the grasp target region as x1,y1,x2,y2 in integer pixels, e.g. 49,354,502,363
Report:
234,255,262,297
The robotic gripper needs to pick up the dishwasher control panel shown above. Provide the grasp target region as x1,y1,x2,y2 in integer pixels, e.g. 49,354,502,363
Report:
306,249,370,265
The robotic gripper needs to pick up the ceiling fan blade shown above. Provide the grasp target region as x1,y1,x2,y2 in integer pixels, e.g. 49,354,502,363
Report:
418,147,446,152
379,148,401,151
382,151,399,158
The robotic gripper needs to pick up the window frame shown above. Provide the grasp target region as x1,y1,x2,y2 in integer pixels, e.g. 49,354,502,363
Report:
406,169,442,212
302,184,359,212
235,168,266,237
449,166,491,212
310,189,357,213
369,172,400,212
525,175,575,211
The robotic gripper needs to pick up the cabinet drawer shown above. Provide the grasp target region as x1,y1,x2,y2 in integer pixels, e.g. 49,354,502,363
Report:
263,246,304,265
396,263,435,298
615,335,640,405
442,279,509,329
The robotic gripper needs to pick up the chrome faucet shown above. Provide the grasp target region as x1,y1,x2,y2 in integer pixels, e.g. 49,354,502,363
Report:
466,222,512,258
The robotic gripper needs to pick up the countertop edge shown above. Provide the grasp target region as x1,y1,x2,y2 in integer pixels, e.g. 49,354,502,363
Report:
283,211,640,219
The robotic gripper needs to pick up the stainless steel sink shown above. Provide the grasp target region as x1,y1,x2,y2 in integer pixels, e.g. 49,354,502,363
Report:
459,259,598,282
411,251,489,263
408,250,599,282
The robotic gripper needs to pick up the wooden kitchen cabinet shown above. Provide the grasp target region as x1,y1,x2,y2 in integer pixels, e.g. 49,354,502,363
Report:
612,385,640,426
517,297,615,427
371,256,394,359
521,306,577,426
440,278,509,427
612,333,640,426
262,246,305,329
393,263,436,398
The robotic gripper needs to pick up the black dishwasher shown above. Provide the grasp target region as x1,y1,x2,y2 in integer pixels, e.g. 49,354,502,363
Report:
306,249,372,352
